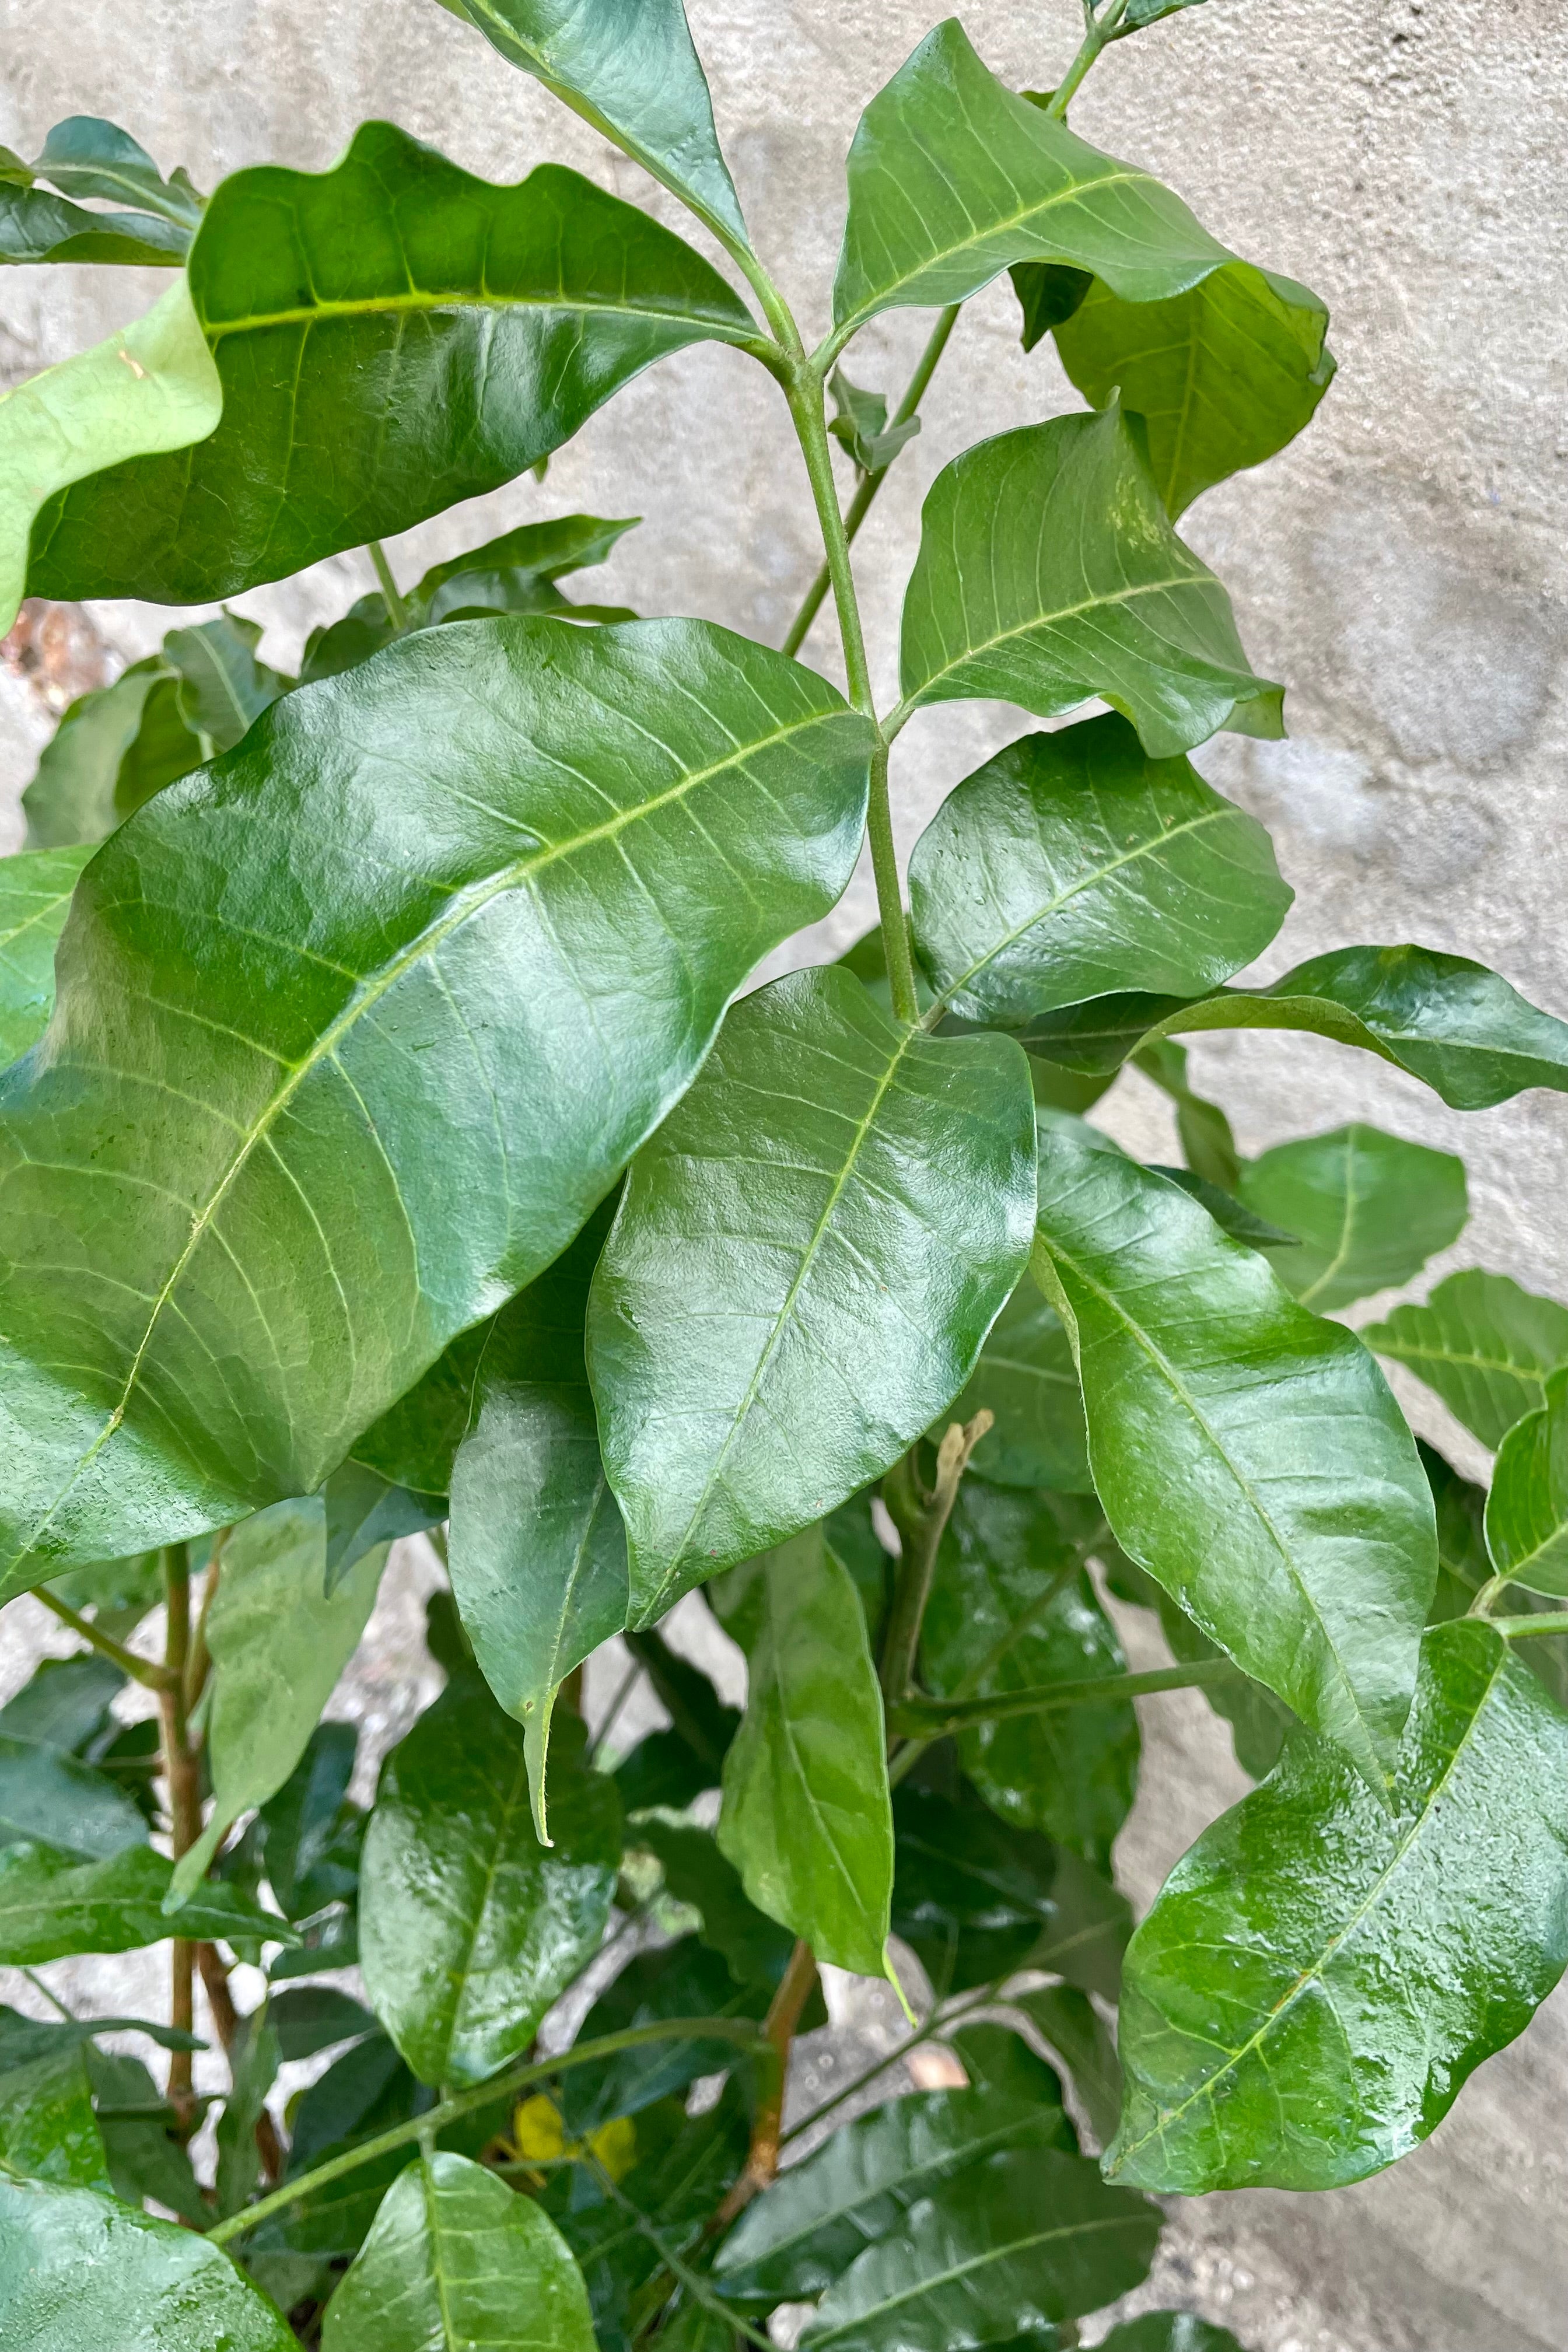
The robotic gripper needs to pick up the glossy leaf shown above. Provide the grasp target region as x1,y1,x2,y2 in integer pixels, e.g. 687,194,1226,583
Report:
1153,1589,1294,1782
718,1525,894,1978
0,1732,146,1863
0,279,219,636
632,1817,794,1991
26,125,755,606
0,2174,296,2348
591,964,1035,1620
450,0,750,250
167,612,288,749
321,2148,596,2352
909,714,1290,1022
0,185,186,267
560,1936,767,2134
0,617,870,1580
0,1653,123,1750
716,2082,1074,2300
1134,1040,1242,1194
1010,1985,1122,2151
890,1784,1129,2000
1362,1270,1568,1449
931,1269,1090,1490
270,1985,377,2063
0,2027,107,2189
323,1462,444,1595
897,405,1282,759
828,368,921,476
1485,1366,1568,1596
1025,946,1568,1109
21,665,167,850
922,1482,1139,1868
1237,1122,1467,1311
169,1497,386,1899
258,1721,360,1919
254,2032,432,2258
1423,1443,1568,1709
1109,1619,1568,2192
449,1203,628,1840
359,1685,621,2087
0,1840,295,1963
1051,263,1334,516
1034,1127,1436,1788
31,117,204,225
0,848,90,1069
832,19,1229,341
801,2145,1160,2350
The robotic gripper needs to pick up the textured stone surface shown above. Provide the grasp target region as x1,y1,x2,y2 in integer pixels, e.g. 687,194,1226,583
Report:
2,1,1566,2344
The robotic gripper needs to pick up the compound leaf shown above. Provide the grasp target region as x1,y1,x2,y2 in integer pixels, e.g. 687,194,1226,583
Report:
0,617,869,1580
26,124,755,605
898,405,1282,758
1108,1620,1568,2192
909,712,1290,1022
591,964,1034,1622
1032,1128,1435,1790
1237,1123,1468,1312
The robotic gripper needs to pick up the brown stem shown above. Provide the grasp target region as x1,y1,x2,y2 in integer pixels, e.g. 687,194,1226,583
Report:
878,1411,994,1717
158,1543,202,2133
196,1944,284,2182
183,1527,229,1720
712,1938,819,2230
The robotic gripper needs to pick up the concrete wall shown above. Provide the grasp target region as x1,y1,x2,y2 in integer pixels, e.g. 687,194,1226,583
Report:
2,0,1566,2344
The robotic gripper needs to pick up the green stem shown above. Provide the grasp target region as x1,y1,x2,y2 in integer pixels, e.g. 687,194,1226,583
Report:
888,1657,1236,1741
879,1412,994,1712
1467,1572,1512,1618
782,359,920,1025
1494,1611,1568,1640
206,2016,768,2247
31,1585,173,1692
368,538,411,631
1049,0,1132,117
778,1982,999,2150
782,304,961,660
584,2151,775,2352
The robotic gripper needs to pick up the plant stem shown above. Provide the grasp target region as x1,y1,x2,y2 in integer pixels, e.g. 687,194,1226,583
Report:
589,1657,645,1763
207,2015,769,2247
368,538,411,631
878,1412,994,1713
713,1937,820,2230
31,1584,173,1692
583,2149,775,2352
196,1944,284,2184
782,359,921,1026
1467,1572,1511,1618
158,1541,201,2133
888,1656,1237,1742
1049,0,1133,117
777,1981,999,2151
1494,1611,1568,1640
782,303,961,660
184,1527,228,1720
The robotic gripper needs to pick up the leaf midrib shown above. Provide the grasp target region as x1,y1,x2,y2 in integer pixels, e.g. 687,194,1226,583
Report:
13,700,838,1568
810,2207,1146,2342
903,570,1221,718
1109,1635,1507,2174
203,285,753,343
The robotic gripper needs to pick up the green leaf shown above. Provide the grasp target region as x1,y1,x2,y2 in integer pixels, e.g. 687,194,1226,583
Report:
716,2081,1074,2301
169,1497,386,1901
215,2011,281,2218
1109,0,1214,33
1025,945,1568,1109
0,2174,296,2349
165,612,289,750
408,510,640,625
84,2046,204,2221
1362,1270,1568,1448
43,1549,164,1643
931,1268,1090,1491
890,1784,1129,2000
0,848,90,1065
324,1463,444,1595
0,616,870,1580
0,1653,123,1749
0,1839,296,1963
1097,2320,1249,2352
449,1202,628,1840
257,1722,360,1919
21,662,167,849
26,125,755,606
832,19,1230,342
632,1818,794,1992
922,1482,1139,1869
0,279,220,636
827,368,922,476
0,2024,108,2189
0,1734,146,1863
559,1936,766,2134
1009,260,1093,349
450,0,750,251
1009,1985,1122,2151
1484,1366,1568,1596
619,1626,740,1785
322,2147,596,2352
1426,1444,1568,1706
1108,1619,1568,2193
1150,1167,1294,1252
590,964,1035,1621
801,2146,1160,2350
897,405,1282,759
1133,1038,1242,1193
1153,1590,1295,1782
1032,1126,1436,1790
1237,1122,1467,1311
269,1985,377,2063
253,2032,432,2258
32,117,204,227
717,1524,894,1978
0,186,187,267
1051,264,1334,516
359,1686,621,2087
909,714,1290,1023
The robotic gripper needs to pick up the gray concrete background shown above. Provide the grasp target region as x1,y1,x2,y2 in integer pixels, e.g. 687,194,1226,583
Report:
2,0,1566,2343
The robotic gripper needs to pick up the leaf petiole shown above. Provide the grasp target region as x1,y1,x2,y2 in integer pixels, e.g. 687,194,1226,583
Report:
887,1656,1238,1740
